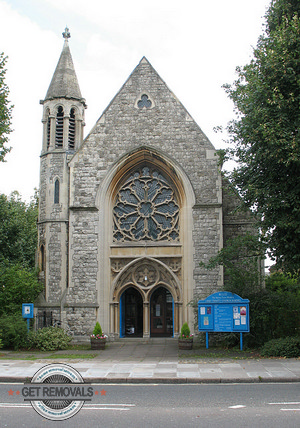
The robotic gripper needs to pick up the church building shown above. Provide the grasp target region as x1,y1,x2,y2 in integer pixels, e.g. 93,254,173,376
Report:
36,29,254,340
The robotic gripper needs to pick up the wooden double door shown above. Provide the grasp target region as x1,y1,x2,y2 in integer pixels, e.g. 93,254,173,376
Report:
150,287,173,337
121,286,173,337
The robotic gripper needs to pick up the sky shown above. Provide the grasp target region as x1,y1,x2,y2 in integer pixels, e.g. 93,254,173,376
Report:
0,0,272,202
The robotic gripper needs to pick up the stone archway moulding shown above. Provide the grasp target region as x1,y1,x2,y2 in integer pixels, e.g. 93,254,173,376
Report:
95,146,196,339
110,256,183,303
110,257,183,338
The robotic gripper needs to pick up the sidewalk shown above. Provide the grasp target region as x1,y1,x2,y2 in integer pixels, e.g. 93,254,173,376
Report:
1,338,300,383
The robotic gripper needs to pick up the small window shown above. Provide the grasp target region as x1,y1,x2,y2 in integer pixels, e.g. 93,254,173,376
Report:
55,106,64,148
68,108,75,150
137,94,152,109
40,245,45,272
54,179,60,204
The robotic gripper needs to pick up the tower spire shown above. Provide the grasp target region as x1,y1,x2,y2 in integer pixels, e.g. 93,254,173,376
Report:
42,27,85,104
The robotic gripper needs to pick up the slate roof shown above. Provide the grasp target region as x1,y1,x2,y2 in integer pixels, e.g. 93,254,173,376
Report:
44,36,84,103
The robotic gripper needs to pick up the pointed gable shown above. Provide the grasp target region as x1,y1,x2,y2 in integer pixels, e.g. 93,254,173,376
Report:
89,56,214,151
70,56,220,208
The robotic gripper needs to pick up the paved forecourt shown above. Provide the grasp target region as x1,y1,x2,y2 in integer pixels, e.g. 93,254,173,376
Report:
1,339,300,383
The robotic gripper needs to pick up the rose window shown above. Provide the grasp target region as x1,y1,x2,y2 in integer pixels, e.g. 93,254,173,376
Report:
113,167,179,242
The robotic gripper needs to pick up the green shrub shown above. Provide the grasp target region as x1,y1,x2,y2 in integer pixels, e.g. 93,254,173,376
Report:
93,322,102,336
29,326,72,351
260,336,300,358
180,322,191,338
0,314,29,350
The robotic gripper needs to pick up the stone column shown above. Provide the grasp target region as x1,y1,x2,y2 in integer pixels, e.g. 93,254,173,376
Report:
114,302,119,339
49,115,56,149
143,302,150,338
174,302,183,338
109,303,115,337
63,116,69,149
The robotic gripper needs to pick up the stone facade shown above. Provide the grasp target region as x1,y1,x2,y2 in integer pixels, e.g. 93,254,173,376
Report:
36,33,255,340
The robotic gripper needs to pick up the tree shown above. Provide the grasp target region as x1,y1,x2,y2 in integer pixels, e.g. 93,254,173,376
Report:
0,191,41,317
199,233,265,296
223,0,300,272
0,259,43,316
0,191,38,268
0,53,13,161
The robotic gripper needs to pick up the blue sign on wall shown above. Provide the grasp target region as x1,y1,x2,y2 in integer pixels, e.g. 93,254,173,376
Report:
198,292,250,349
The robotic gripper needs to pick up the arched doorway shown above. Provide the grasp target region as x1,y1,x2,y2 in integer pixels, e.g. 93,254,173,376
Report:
120,287,143,337
150,287,173,337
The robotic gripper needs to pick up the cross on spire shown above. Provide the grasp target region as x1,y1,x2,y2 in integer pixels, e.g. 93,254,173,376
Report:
62,27,71,39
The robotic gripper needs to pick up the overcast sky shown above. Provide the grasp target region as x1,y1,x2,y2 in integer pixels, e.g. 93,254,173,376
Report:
0,0,271,201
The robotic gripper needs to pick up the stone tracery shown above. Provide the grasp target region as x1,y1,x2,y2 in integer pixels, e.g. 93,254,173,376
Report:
113,166,179,242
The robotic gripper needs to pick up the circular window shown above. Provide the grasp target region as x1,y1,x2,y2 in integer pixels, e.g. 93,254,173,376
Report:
113,167,179,242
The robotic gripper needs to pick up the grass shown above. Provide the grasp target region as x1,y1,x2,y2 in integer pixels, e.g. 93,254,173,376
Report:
178,344,261,360
44,353,97,359
0,343,98,360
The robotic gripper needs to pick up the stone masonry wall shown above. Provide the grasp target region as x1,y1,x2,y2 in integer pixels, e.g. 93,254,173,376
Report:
69,59,220,208
67,209,98,304
66,307,96,336
68,58,223,305
193,206,223,299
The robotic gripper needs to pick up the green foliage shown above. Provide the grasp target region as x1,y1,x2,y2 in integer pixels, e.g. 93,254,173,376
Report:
260,336,300,357
0,192,38,268
0,259,43,316
222,0,300,272
0,53,13,162
265,271,299,293
244,286,300,347
180,322,191,338
200,234,300,348
29,327,72,351
92,322,103,336
0,314,29,350
0,192,41,317
267,0,300,33
200,233,265,295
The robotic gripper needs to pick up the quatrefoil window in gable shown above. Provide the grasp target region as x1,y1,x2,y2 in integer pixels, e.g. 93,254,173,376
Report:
137,94,153,109
113,167,179,242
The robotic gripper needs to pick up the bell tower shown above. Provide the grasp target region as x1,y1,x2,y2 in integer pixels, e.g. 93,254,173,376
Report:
37,28,86,315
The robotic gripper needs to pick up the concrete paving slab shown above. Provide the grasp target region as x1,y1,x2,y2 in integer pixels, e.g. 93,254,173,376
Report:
246,371,272,378
177,371,201,378
1,340,300,383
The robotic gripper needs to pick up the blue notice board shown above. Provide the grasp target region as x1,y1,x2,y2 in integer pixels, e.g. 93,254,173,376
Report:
22,303,34,319
198,292,249,332
198,292,249,349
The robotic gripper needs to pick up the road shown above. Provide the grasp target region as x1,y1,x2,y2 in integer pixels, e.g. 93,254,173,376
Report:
0,383,299,427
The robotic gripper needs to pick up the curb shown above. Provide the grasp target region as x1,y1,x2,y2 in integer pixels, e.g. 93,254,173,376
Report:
1,376,300,384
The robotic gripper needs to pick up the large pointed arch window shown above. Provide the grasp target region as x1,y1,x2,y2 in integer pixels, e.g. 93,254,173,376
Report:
55,106,64,148
113,166,179,242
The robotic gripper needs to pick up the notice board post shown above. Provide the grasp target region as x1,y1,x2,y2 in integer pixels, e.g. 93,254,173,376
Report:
198,292,249,350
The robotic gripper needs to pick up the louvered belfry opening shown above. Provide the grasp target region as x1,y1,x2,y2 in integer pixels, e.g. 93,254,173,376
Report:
46,110,51,150
55,106,64,148
68,108,76,150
